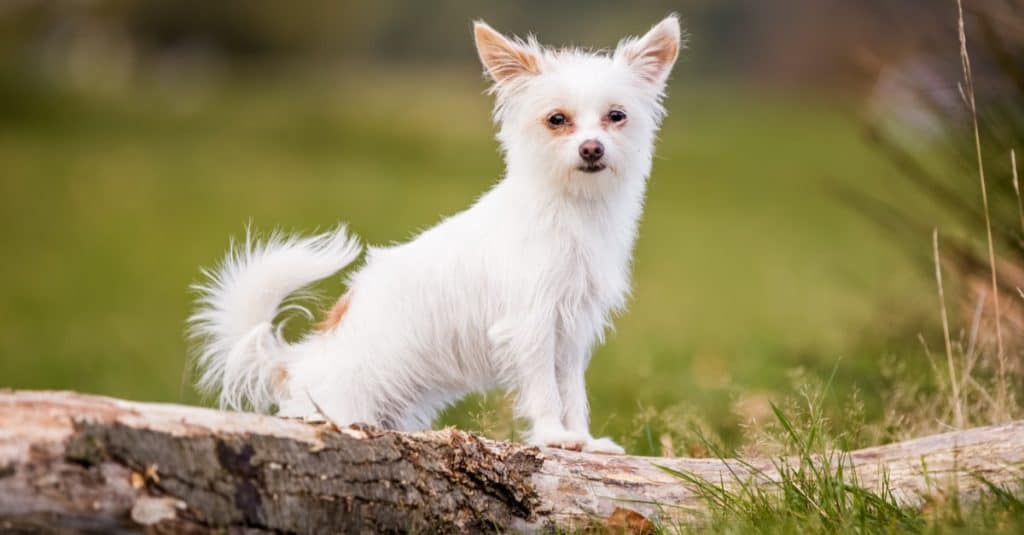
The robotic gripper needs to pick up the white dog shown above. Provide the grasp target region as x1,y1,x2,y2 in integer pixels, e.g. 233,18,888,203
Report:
191,16,681,453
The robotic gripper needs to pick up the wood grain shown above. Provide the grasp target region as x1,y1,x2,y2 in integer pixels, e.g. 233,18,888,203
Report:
1,390,1022,533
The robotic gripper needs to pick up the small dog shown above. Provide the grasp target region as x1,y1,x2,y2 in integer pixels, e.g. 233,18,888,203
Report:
191,16,681,453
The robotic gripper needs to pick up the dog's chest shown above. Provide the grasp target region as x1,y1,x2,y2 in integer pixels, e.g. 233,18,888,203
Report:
547,228,629,321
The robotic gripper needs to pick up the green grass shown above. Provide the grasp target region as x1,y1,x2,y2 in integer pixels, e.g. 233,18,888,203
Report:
0,68,937,451
659,389,1024,534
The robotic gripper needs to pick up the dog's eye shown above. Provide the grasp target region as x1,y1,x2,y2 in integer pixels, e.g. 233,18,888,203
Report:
608,110,627,123
547,113,567,127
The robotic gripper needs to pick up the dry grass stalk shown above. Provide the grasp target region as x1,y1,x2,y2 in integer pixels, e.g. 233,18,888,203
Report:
1013,149,1023,239
933,229,964,428
957,0,1007,416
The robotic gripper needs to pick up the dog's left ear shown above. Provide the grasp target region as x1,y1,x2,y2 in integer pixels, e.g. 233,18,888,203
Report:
616,14,682,88
473,21,540,85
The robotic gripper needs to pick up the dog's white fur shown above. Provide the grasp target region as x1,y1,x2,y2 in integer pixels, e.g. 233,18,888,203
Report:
190,16,681,453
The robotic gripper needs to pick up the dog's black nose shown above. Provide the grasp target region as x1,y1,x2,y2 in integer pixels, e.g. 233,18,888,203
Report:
579,139,605,163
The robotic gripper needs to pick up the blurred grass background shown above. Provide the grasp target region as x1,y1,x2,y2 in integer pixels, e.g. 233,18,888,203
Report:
0,0,985,453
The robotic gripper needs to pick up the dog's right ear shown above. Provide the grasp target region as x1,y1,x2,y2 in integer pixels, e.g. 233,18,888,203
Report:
473,21,540,84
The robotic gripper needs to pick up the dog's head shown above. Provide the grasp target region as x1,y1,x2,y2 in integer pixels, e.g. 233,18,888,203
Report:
474,15,681,198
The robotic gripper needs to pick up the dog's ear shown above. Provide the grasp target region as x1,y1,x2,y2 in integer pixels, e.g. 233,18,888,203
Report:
615,14,682,88
473,21,540,84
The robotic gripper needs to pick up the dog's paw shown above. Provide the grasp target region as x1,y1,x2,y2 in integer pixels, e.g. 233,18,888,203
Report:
584,436,626,455
528,428,589,452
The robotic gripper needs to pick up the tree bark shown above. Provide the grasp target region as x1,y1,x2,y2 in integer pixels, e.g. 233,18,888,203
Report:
1,390,1022,533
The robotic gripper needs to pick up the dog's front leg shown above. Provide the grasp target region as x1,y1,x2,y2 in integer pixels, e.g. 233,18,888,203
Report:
491,318,588,450
517,355,590,450
558,340,591,435
558,340,625,454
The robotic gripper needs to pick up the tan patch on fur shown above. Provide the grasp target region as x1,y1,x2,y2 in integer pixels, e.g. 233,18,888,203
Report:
272,367,289,396
544,111,575,136
623,32,679,84
474,23,539,82
601,108,628,129
647,34,679,68
318,292,352,332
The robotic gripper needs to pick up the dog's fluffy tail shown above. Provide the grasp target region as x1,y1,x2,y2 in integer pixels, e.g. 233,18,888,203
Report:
189,225,361,412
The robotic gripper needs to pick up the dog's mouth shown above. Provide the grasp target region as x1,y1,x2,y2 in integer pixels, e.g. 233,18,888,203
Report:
576,163,607,173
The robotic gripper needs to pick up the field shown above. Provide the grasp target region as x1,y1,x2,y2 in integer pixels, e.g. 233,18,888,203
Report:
0,68,943,452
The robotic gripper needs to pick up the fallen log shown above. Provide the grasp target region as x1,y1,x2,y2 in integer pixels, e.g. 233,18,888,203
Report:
1,390,1022,533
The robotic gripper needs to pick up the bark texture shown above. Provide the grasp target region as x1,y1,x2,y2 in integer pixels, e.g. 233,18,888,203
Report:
1,390,1022,533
